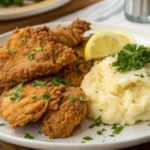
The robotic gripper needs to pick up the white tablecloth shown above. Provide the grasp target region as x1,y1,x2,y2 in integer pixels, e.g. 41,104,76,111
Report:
52,0,150,32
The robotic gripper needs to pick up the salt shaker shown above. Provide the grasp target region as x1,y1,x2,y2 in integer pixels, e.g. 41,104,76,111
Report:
124,0,150,23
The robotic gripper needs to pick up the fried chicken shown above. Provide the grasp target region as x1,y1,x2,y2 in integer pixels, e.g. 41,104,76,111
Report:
0,19,91,94
59,36,93,86
0,27,75,93
54,18,91,47
42,86,87,138
0,79,65,128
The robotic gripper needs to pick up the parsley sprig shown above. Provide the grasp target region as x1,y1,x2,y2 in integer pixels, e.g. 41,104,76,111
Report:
112,44,150,72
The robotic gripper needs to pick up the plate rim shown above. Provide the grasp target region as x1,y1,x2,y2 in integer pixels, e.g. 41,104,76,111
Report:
0,0,71,20
0,22,150,150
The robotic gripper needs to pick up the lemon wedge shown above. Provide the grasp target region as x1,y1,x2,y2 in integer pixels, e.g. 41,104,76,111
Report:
84,30,136,61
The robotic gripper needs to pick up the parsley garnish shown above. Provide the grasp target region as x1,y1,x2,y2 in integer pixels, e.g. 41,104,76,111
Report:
5,83,23,103
33,46,42,51
33,80,47,87
68,96,76,101
0,123,6,126
51,77,69,85
109,134,115,137
108,53,115,57
28,53,34,60
97,128,106,135
148,123,150,126
7,48,16,54
112,125,124,134
83,136,93,141
112,44,150,72
89,116,101,129
43,93,51,99
21,37,26,44
81,141,86,143
95,91,98,93
32,93,51,100
134,74,144,78
24,133,34,139
79,96,87,102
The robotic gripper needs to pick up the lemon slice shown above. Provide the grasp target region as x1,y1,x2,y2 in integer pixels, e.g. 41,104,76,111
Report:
113,30,136,44
84,30,136,61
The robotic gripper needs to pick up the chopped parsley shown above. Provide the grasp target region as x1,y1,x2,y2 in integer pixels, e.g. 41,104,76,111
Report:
134,74,144,78
0,123,6,126
109,134,115,137
68,96,76,101
5,83,23,103
24,133,34,139
33,46,42,51
79,96,87,102
97,128,106,135
112,44,150,72
83,136,93,141
148,123,150,126
33,80,47,87
8,48,16,54
32,93,51,100
89,116,101,129
99,109,103,111
95,91,98,93
112,125,124,134
43,93,51,99
81,141,86,143
28,53,34,60
21,37,26,44
51,77,69,85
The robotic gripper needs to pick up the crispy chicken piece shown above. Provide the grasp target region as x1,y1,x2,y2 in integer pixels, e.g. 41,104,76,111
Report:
59,36,93,86
54,18,91,47
0,26,76,93
0,80,65,128
42,86,87,138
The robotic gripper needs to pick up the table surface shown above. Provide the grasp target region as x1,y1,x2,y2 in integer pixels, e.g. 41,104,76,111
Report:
0,0,150,149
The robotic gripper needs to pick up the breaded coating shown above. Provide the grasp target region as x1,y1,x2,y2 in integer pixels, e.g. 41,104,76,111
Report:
59,36,93,86
42,86,87,138
0,26,76,93
54,18,91,47
0,81,65,128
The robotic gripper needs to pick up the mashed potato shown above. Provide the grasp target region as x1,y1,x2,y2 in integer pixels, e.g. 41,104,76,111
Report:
81,56,150,125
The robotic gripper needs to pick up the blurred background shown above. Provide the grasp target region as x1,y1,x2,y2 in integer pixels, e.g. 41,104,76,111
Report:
0,0,149,34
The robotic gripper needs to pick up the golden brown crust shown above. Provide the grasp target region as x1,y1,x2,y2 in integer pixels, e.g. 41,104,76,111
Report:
54,18,91,47
0,82,65,128
58,36,93,86
41,87,87,138
0,26,76,93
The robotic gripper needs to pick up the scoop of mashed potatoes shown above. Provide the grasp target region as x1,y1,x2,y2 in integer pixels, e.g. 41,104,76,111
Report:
81,56,150,125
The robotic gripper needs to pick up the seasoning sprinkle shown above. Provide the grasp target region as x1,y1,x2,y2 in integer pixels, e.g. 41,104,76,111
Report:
33,46,42,51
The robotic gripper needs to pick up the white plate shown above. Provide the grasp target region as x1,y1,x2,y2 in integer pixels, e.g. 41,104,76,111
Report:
0,22,150,150
0,0,71,21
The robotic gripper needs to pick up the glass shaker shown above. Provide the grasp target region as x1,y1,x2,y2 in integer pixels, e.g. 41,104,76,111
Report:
124,0,150,23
